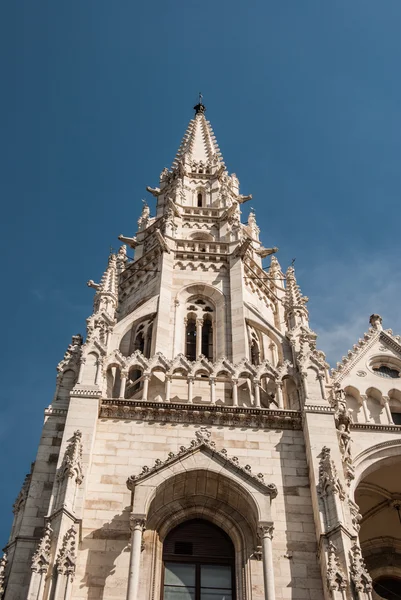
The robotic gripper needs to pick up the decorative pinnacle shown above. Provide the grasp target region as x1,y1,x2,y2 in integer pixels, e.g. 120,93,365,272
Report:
194,92,206,115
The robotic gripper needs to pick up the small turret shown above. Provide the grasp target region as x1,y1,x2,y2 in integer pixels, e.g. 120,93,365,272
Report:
87,253,119,317
284,265,309,329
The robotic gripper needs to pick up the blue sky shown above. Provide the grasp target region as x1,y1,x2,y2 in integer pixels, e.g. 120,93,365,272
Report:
1,0,401,542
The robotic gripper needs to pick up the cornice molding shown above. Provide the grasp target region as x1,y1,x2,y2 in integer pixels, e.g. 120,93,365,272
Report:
99,400,302,429
351,423,401,433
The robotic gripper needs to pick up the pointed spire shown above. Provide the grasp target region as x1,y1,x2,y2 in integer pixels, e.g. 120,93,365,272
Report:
87,253,119,315
267,255,283,284
284,265,309,328
172,102,225,172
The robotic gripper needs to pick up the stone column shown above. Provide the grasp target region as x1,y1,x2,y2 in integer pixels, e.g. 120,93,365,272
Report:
196,319,203,357
95,358,103,386
276,382,284,409
126,516,146,600
165,375,172,403
269,342,278,366
142,374,150,402
382,396,393,424
258,524,275,600
77,357,86,384
188,376,194,404
360,395,370,423
209,377,216,404
120,371,128,399
232,379,238,407
254,380,261,408
301,372,309,402
318,374,326,401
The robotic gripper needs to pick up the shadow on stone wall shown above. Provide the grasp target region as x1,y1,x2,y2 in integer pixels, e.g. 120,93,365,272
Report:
79,508,131,599
275,431,323,596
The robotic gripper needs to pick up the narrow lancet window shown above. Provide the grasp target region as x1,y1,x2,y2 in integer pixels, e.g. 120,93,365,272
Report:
186,318,197,361
201,319,213,360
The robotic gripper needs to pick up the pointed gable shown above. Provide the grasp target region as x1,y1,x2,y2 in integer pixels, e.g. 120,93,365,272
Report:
332,314,401,386
127,427,277,498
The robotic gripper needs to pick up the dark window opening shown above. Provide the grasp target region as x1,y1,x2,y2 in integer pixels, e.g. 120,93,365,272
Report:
373,577,401,600
391,412,401,425
163,519,235,600
197,193,203,207
201,320,213,360
373,365,400,378
174,542,193,555
126,369,142,398
250,340,260,366
134,332,145,354
186,319,197,361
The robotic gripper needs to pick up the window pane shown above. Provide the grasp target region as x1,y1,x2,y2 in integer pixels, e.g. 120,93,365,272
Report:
201,592,232,600
201,565,232,589
164,563,196,587
164,587,196,600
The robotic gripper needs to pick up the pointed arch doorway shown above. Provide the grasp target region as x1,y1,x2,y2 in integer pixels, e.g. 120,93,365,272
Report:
162,518,235,600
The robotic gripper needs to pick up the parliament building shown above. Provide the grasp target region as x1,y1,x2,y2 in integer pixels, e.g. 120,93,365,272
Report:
2,102,401,600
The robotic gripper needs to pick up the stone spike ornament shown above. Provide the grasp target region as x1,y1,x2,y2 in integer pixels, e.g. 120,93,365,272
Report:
55,525,78,577
283,265,309,327
57,430,84,485
326,541,347,592
0,553,8,600
87,252,119,316
349,543,372,594
31,523,52,574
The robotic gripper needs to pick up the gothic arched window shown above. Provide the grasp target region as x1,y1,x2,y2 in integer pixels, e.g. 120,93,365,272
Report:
197,192,203,207
186,318,197,361
162,519,235,600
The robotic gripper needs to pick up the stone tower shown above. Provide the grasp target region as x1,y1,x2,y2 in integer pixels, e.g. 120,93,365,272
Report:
2,102,401,600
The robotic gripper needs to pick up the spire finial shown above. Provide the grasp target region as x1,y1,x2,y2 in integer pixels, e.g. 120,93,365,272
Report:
194,92,206,115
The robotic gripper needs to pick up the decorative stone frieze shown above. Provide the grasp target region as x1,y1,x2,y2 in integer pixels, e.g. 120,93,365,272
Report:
57,430,84,485
100,400,302,430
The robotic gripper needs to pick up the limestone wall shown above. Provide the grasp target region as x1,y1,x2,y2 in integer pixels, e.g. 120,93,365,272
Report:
73,419,324,600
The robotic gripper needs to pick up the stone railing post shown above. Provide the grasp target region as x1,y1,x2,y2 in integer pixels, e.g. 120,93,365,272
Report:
141,374,150,402
254,380,261,408
165,375,172,403
120,370,128,399
188,376,194,404
232,378,238,407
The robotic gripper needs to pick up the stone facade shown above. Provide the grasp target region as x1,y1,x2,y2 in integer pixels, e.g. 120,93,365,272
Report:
2,101,401,600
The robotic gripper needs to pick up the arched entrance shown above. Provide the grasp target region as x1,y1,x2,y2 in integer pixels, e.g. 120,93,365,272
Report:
162,519,235,599
354,452,401,599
